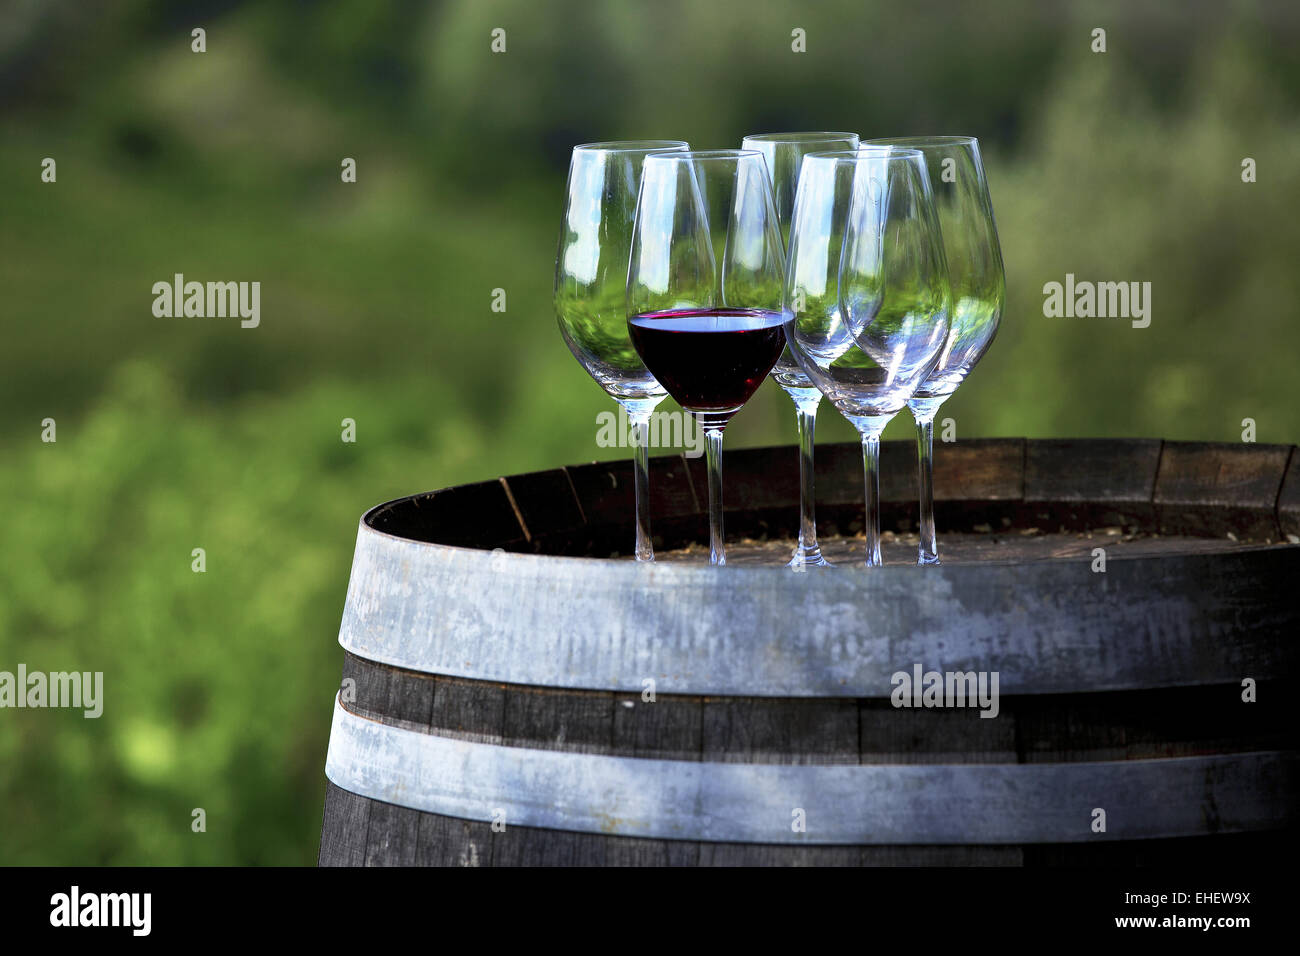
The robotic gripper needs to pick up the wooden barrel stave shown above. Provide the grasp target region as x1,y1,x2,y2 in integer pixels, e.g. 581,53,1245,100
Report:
338,655,1290,764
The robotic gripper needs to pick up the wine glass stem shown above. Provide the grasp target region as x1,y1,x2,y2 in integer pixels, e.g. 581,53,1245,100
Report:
704,426,726,566
795,398,821,559
914,413,939,565
862,434,882,567
626,404,655,562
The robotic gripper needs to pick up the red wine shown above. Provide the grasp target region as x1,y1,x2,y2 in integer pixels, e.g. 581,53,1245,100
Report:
628,308,786,419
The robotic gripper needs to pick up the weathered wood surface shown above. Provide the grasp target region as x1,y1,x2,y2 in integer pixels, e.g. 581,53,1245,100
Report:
318,782,370,867
1153,441,1293,539
335,529,1298,696
367,477,528,550
1023,438,1161,530
372,439,1300,554
1278,446,1300,540
337,654,1289,765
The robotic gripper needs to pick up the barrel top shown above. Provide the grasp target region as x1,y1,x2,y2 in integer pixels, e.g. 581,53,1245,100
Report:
336,439,1299,698
365,437,1299,556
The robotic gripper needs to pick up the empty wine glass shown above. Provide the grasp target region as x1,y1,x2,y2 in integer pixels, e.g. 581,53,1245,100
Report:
742,131,859,569
784,147,952,567
862,136,1005,565
555,140,688,561
626,150,787,566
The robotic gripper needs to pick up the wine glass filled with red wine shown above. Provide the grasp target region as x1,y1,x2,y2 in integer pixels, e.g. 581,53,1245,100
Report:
555,140,689,561
626,150,788,566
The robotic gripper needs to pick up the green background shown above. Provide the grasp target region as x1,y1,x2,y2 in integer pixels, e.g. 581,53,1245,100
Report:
1,0,1297,864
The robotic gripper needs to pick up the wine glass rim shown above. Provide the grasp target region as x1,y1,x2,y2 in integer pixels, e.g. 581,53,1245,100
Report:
742,131,860,143
573,140,690,153
644,148,764,162
803,146,925,162
860,135,979,147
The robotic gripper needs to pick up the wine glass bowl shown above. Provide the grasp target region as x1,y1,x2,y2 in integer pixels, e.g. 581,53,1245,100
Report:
788,149,951,424
861,136,1003,403
555,141,690,404
741,132,860,249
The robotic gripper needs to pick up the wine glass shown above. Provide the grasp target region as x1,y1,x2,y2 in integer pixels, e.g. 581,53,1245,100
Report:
742,132,859,569
555,140,689,561
862,136,1005,565
626,150,787,566
784,147,952,567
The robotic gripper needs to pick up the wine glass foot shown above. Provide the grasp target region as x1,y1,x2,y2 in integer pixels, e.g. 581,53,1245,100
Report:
787,549,833,570
917,552,941,567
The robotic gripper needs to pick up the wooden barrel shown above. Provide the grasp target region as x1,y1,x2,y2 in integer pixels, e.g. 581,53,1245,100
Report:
319,438,1299,866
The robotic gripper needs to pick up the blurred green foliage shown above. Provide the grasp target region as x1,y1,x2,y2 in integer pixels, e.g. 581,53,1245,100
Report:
1,0,1298,864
